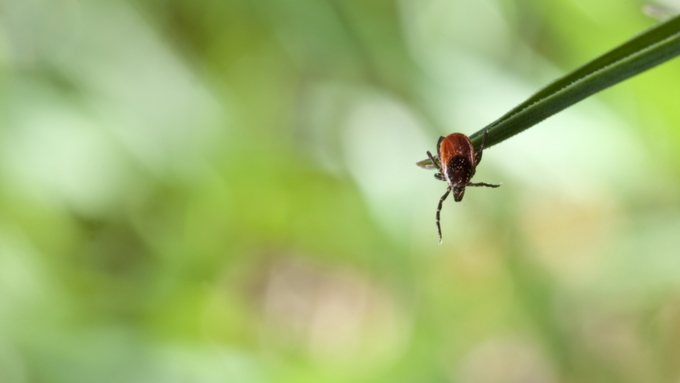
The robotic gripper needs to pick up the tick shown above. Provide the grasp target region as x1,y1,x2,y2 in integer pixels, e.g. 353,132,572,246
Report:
416,130,501,244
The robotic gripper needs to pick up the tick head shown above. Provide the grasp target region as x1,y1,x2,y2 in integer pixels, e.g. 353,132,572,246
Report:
453,185,465,202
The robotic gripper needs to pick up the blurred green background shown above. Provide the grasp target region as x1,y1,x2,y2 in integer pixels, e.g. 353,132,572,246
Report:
2,0,680,382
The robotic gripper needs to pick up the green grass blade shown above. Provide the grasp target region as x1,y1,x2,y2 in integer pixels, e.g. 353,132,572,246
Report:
469,15,680,148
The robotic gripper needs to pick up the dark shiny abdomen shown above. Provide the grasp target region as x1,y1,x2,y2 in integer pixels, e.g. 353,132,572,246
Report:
446,156,473,186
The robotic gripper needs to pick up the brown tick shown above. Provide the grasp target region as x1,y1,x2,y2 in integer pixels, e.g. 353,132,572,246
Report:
416,130,501,244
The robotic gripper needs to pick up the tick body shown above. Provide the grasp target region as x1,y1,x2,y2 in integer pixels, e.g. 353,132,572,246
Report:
439,133,476,202
417,130,501,243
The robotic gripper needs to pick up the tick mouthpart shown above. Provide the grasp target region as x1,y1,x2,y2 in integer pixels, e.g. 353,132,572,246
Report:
453,186,465,202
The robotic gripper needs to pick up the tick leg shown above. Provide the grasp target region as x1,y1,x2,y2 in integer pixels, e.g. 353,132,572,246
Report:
436,187,451,245
468,181,502,188
475,129,489,166
434,173,445,181
437,136,445,152
427,151,441,170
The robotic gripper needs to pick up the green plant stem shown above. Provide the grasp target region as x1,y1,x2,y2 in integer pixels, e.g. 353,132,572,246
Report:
469,15,680,149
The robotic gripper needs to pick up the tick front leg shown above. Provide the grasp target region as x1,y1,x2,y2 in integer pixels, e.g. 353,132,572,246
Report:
468,181,502,188
434,173,445,181
427,151,441,170
436,187,451,244
474,129,489,166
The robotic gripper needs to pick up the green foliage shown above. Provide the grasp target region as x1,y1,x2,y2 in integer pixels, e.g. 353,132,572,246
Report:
2,1,680,383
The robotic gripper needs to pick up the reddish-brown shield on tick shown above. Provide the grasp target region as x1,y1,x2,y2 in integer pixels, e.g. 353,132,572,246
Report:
416,130,501,244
